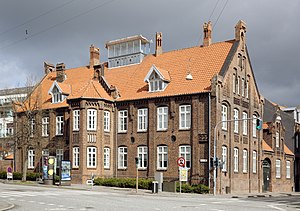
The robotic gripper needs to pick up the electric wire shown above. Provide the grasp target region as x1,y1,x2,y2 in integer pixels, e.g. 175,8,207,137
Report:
212,0,229,30
0,0,116,50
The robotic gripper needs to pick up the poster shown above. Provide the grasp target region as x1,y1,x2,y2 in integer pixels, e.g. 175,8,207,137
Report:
61,160,71,181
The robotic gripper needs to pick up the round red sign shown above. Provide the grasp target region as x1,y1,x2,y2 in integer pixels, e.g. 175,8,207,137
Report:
177,157,185,167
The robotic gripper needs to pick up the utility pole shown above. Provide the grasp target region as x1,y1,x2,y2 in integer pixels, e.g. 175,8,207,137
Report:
135,157,139,193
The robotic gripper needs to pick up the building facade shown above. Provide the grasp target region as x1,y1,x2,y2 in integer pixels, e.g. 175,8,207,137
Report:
15,20,288,194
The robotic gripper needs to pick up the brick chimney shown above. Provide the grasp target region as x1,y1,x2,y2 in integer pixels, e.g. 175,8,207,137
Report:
203,21,212,47
56,63,66,83
44,62,55,74
155,32,162,56
90,45,100,68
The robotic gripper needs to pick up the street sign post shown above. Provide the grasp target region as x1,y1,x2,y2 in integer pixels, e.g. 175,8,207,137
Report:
177,157,186,193
7,167,13,181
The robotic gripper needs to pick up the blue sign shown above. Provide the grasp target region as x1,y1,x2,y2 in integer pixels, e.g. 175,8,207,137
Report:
61,160,71,181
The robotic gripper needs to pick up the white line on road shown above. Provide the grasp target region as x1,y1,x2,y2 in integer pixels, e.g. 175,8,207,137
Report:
267,205,287,211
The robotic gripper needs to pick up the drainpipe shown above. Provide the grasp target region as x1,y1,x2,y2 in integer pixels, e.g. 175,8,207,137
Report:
114,103,118,178
208,93,211,191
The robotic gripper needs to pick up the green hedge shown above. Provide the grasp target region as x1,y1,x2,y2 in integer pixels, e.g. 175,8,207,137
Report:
0,171,41,181
94,177,153,190
176,182,209,194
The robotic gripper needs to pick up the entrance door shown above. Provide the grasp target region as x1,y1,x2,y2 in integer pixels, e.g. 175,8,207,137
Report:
263,159,271,192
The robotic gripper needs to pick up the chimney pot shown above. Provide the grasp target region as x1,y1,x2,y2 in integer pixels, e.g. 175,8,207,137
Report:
44,62,55,74
56,63,66,82
155,32,163,56
90,45,100,68
203,21,212,47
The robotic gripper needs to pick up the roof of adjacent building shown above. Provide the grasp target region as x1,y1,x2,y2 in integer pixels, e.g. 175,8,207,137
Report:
0,86,33,97
21,39,236,110
262,140,274,152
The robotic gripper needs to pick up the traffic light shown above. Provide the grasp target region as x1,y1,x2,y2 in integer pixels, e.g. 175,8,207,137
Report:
256,118,262,130
135,157,139,167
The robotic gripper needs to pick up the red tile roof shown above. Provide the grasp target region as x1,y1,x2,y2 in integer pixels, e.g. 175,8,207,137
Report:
262,140,274,152
284,145,294,156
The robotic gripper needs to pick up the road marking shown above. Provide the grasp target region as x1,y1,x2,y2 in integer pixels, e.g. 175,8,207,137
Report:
39,202,45,205
267,205,287,211
28,200,35,203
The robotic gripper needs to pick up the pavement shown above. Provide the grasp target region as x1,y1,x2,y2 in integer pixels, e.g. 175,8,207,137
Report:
0,179,300,210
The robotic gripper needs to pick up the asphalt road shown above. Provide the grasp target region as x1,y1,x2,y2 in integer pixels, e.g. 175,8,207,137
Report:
0,183,298,211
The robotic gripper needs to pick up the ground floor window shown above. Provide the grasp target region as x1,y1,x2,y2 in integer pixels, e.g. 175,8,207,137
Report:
118,147,127,169
157,146,168,170
87,147,97,168
28,149,35,169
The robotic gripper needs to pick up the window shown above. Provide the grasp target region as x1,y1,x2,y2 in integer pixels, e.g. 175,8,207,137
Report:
157,146,168,169
246,80,249,98
52,86,63,103
118,110,128,132
157,107,168,131
87,147,97,168
87,109,97,131
30,118,35,137
221,105,228,130
242,112,248,135
286,161,291,179
138,146,148,169
138,108,148,132
233,74,236,93
56,149,63,167
275,132,279,148
149,72,167,92
253,114,257,138
56,116,64,135
104,147,110,169
253,151,257,173
179,105,191,129
73,110,80,131
222,146,227,172
42,117,49,137
103,111,110,132
179,145,191,168
276,159,281,178
73,147,79,168
243,149,248,173
28,149,35,169
234,109,239,133
118,147,127,169
234,148,239,172
237,76,240,95
241,78,245,97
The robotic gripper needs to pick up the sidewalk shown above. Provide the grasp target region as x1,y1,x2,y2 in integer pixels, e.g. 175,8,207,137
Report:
0,200,14,211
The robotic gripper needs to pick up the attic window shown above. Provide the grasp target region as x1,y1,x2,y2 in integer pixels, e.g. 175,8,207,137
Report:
149,72,167,92
48,82,67,104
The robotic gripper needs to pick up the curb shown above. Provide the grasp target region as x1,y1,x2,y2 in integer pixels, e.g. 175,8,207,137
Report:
0,201,14,211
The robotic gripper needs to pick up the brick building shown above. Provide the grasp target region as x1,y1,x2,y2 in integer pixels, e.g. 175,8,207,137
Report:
15,20,270,194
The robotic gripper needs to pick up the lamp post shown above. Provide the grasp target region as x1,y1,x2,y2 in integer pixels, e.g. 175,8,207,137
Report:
213,117,261,196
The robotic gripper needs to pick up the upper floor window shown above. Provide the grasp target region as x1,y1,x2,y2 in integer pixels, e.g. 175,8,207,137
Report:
50,84,66,104
237,76,240,95
234,147,239,173
42,117,49,137
221,146,227,172
233,74,236,94
144,65,170,93
245,79,249,98
275,132,279,148
56,116,64,135
252,114,257,138
30,118,35,137
241,78,245,97
252,151,257,173
103,111,110,132
157,107,168,131
179,105,191,129
73,110,80,131
138,108,148,132
242,112,248,135
276,159,281,178
286,161,291,179
149,73,167,92
221,105,228,130
87,109,97,131
118,110,128,133
138,146,148,169
118,147,127,169
179,145,191,168
56,149,63,167
157,145,168,170
233,109,239,133
243,149,248,173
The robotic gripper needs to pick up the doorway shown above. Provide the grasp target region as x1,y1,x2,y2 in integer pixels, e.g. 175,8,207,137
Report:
262,159,271,192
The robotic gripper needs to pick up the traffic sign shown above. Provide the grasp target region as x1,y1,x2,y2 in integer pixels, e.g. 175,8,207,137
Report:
177,157,185,167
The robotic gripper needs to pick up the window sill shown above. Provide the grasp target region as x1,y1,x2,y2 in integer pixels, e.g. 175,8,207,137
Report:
104,168,110,170
138,168,147,171
179,128,191,131
72,167,79,170
234,171,238,173
104,130,110,133
118,131,127,134
42,135,49,138
56,134,63,136
157,129,168,132
157,168,167,171
137,130,147,133
118,168,127,171
87,167,97,169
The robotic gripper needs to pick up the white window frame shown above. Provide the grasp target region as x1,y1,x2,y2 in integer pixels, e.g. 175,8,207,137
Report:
138,108,148,132
104,147,110,169
222,146,227,172
137,146,148,169
242,112,248,135
286,160,291,179
275,132,279,148
179,145,191,169
234,109,239,133
157,107,168,131
243,149,248,173
233,74,236,94
222,105,228,130
73,110,80,131
276,159,281,178
56,149,63,167
241,78,245,97
179,105,191,129
87,147,97,168
72,147,79,168
28,149,35,169
103,111,110,132
42,117,49,137
246,79,249,98
30,118,35,137
87,109,97,131
118,147,127,169
253,114,257,138
237,76,240,95
118,110,128,133
252,151,257,173
157,146,168,170
56,116,64,135
234,148,239,173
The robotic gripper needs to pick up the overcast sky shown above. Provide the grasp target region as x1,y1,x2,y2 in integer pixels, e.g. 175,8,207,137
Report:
0,0,299,106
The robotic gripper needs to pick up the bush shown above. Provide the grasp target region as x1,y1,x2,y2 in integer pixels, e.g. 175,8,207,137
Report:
94,177,153,190
176,182,209,194
0,171,41,181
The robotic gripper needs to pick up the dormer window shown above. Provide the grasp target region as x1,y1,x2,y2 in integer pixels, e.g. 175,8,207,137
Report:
144,64,170,93
48,81,70,104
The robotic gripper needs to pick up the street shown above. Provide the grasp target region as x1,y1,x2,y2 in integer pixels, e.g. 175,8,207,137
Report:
0,183,299,211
